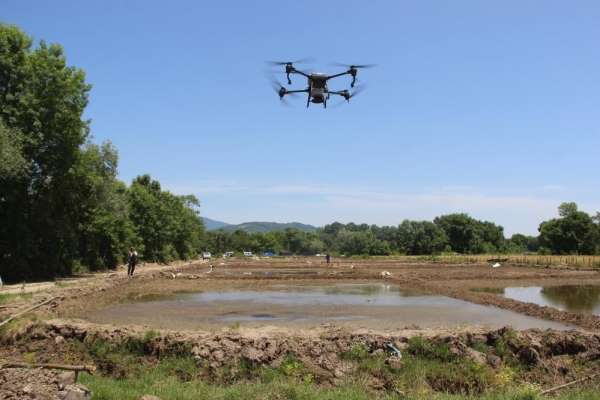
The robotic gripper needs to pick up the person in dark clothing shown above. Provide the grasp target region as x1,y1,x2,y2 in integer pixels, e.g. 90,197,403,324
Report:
325,254,331,265
127,247,138,278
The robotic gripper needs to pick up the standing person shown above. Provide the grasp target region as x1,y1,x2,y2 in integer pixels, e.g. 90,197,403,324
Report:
325,253,331,265
127,247,138,278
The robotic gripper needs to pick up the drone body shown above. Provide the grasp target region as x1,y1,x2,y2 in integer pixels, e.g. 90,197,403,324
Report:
269,60,373,108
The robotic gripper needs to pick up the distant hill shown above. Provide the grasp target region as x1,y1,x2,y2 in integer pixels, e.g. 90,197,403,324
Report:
202,217,231,230
203,218,317,233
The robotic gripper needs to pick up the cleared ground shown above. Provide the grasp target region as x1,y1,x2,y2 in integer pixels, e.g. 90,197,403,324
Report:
2,257,600,399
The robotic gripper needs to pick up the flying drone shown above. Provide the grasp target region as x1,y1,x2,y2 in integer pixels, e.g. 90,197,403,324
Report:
268,58,375,108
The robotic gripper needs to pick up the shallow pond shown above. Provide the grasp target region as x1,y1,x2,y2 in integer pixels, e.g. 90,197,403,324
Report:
84,283,573,330
502,285,600,316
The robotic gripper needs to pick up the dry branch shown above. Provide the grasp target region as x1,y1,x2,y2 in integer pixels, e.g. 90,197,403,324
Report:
0,362,96,373
0,296,58,328
541,372,600,395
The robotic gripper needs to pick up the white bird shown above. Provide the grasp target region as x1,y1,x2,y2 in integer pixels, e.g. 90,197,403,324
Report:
380,271,392,278
491,263,501,268
206,264,214,274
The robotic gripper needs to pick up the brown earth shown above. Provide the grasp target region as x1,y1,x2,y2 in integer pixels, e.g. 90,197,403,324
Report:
1,318,600,399
3,257,600,330
2,257,600,398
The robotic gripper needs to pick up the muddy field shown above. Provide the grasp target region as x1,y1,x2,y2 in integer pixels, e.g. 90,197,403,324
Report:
44,257,600,331
2,257,600,399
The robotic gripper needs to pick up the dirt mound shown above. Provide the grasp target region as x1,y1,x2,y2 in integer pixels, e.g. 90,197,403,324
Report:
3,320,600,387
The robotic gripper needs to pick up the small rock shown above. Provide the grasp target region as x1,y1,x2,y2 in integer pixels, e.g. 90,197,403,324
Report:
60,384,91,400
385,356,403,370
465,347,487,365
211,349,225,362
241,346,263,362
372,349,384,356
517,346,541,366
57,371,76,389
55,335,65,345
487,354,502,368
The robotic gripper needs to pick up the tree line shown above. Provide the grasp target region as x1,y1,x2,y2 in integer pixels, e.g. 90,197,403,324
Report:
205,204,600,257
0,25,205,282
1,25,599,283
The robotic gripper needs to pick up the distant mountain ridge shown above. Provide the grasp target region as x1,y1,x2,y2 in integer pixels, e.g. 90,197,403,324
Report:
202,218,317,233
202,217,231,230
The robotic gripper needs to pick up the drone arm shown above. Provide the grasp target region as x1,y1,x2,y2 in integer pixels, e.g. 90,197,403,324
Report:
326,90,352,102
326,71,351,80
290,68,310,78
284,89,310,94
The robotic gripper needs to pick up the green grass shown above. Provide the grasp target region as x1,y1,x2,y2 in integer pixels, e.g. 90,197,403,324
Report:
80,366,600,400
74,333,599,400
0,292,33,305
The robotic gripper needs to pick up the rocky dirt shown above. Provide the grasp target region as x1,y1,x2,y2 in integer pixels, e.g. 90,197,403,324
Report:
0,367,91,400
1,318,600,399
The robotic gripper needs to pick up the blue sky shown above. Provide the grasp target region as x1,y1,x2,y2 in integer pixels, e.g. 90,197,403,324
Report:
3,0,599,235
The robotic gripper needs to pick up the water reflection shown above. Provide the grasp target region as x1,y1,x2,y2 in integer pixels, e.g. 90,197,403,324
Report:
84,282,575,330
503,285,600,315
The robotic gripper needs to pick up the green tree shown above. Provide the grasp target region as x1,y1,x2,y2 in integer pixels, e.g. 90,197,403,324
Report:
538,203,599,255
0,24,91,281
397,220,448,255
434,214,504,254
507,234,539,253
74,142,139,270
0,121,28,178
127,175,204,263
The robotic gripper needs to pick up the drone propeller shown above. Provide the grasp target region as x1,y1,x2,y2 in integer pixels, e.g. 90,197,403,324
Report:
268,58,313,84
331,84,366,107
331,62,376,69
268,57,314,66
331,63,375,87
343,84,365,101
268,78,298,105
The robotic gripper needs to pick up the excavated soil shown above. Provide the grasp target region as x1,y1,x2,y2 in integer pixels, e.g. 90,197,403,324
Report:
1,319,600,399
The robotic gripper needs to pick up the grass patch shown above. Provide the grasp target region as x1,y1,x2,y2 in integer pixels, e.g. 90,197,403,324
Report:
342,343,370,361
407,336,456,362
75,333,599,400
0,312,40,338
81,371,387,400
0,292,33,305
471,287,505,295
80,363,600,400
